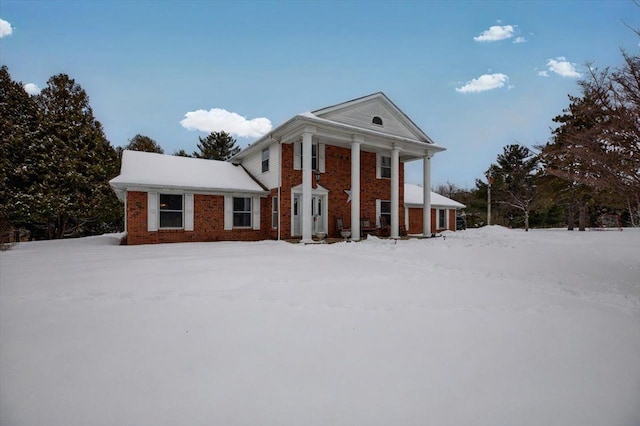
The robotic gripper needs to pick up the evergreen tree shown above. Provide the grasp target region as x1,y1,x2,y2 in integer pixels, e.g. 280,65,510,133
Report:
2,70,122,239
193,131,240,160
173,149,192,157
124,134,164,154
490,144,540,231
0,66,43,237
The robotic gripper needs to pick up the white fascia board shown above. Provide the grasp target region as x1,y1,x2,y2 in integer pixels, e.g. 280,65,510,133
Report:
292,115,446,157
405,202,465,210
111,183,269,197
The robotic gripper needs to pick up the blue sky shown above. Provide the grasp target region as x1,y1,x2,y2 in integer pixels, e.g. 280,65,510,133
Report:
1,1,638,188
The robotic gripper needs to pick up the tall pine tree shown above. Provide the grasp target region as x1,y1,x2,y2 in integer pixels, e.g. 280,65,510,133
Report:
2,70,122,239
0,66,42,239
36,74,122,238
193,131,240,160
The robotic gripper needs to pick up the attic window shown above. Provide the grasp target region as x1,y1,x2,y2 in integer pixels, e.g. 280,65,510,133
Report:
372,116,383,126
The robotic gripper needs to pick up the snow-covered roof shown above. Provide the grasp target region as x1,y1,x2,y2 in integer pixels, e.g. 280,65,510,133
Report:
110,150,267,196
404,183,466,209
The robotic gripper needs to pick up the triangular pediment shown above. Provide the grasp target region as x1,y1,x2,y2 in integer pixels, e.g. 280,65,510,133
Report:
312,92,432,143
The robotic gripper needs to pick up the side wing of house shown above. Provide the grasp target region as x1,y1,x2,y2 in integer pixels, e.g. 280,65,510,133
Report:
110,150,269,245
404,183,465,234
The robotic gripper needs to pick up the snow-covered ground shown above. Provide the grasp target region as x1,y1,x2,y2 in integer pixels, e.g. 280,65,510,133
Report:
1,227,639,426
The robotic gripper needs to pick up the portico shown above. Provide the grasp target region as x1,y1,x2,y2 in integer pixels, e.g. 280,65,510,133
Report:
280,118,442,242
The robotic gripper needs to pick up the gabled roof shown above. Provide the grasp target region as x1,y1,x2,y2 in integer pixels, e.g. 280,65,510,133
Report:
404,183,466,209
311,92,434,143
109,150,267,198
231,92,445,163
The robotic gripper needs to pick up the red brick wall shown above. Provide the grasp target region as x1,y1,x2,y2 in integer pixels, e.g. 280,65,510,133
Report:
408,208,422,234
126,191,267,245
279,143,404,238
448,209,456,231
407,207,457,234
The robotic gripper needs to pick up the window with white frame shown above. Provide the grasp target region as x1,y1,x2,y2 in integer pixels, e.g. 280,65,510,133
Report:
438,209,446,229
272,196,278,229
233,197,252,227
301,144,318,170
294,142,324,172
261,148,269,173
159,194,183,228
380,200,391,226
380,155,391,179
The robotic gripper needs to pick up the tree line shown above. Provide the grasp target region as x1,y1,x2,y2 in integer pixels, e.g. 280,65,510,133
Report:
0,65,240,242
438,50,640,231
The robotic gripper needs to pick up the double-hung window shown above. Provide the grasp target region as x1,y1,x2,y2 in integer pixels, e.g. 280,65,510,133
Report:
380,156,391,179
300,144,318,170
294,142,324,172
380,200,391,226
233,197,252,227
159,194,183,228
438,209,446,229
261,148,269,173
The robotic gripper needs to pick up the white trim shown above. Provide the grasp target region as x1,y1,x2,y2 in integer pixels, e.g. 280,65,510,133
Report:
351,137,362,241
147,192,158,232
252,196,260,230
224,195,233,230
294,141,302,170
390,146,400,238
437,208,447,230
301,132,314,242
423,155,431,236
184,193,194,231
112,183,267,197
318,143,326,173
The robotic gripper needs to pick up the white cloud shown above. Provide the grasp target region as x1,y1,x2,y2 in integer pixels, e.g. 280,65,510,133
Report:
513,36,526,43
455,73,509,94
537,70,549,77
0,18,13,38
180,108,272,138
474,25,515,42
23,83,41,95
546,57,582,78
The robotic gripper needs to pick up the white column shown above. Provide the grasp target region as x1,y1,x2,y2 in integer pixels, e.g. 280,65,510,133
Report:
301,131,313,242
423,154,432,236
390,144,400,238
351,136,362,241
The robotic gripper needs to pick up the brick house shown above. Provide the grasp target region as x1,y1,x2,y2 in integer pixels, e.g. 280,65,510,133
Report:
110,92,463,245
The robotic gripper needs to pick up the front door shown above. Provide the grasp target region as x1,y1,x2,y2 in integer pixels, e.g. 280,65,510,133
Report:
292,193,326,236
312,196,324,234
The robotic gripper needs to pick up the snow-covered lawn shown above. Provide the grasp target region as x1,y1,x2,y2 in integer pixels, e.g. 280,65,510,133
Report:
1,227,639,426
